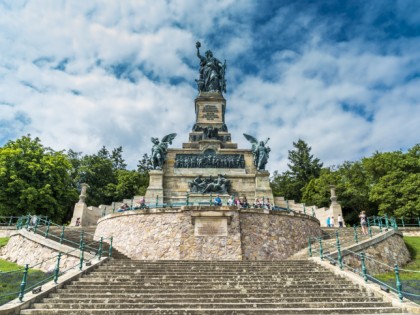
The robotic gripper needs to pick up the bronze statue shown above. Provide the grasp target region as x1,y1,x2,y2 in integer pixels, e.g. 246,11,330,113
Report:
243,134,271,170
150,133,177,169
195,41,226,93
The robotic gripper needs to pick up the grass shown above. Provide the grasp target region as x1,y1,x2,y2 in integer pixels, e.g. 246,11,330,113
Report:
0,238,9,248
375,236,420,281
0,239,47,305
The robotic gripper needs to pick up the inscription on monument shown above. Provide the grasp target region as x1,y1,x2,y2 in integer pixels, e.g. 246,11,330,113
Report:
201,104,220,120
195,218,227,236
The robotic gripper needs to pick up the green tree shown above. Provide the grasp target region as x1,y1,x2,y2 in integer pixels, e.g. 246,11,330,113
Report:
0,135,78,222
271,139,323,201
367,145,420,217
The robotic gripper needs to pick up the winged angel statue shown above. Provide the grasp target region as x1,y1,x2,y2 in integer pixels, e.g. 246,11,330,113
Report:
150,133,177,169
243,134,271,171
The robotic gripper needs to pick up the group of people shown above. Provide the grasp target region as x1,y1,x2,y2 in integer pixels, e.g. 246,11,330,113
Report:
326,215,344,228
213,195,272,210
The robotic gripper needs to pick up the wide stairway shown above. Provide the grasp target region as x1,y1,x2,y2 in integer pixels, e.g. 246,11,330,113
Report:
20,260,403,314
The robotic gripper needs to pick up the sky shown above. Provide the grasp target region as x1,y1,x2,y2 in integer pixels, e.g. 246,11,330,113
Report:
0,0,419,173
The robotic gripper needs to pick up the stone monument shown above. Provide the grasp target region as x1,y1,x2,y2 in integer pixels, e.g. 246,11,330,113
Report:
145,42,273,204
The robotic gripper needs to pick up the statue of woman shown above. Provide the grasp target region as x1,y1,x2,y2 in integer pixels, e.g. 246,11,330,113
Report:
196,42,226,93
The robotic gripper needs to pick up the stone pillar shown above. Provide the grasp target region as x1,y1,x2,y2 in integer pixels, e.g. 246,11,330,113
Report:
330,185,338,205
255,171,274,201
329,185,344,227
145,170,164,204
70,183,89,226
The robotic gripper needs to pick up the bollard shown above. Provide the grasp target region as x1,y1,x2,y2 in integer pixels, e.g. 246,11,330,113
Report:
54,252,62,284
394,264,403,301
109,237,113,257
308,237,312,257
98,237,103,260
59,225,65,244
361,253,368,282
26,215,30,230
79,243,85,271
18,264,29,302
34,217,39,234
45,220,51,238
336,231,343,270
79,230,84,250
353,225,358,244
319,238,323,260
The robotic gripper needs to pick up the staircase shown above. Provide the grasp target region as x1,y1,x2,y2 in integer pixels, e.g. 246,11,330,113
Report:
30,225,130,260
20,260,404,314
290,226,381,260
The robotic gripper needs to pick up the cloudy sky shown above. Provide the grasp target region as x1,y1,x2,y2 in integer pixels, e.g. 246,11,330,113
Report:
1,0,419,173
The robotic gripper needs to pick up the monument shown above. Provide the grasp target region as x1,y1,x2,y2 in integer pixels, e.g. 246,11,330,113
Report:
94,43,322,261
145,41,274,204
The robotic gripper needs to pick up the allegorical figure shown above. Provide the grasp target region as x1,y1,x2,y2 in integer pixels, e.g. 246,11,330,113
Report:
150,133,177,169
195,41,226,93
243,134,271,171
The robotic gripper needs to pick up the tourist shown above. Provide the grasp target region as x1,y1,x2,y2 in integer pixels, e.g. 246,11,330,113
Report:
214,195,222,206
359,211,368,235
265,198,272,210
234,196,241,209
326,217,331,227
330,216,334,227
227,195,234,206
338,214,344,228
75,218,81,227
242,196,249,209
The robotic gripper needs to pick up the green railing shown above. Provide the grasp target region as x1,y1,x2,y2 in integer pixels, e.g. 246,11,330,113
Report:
0,216,47,227
370,215,420,229
107,195,301,215
1,217,114,305
309,230,420,304
15,216,111,254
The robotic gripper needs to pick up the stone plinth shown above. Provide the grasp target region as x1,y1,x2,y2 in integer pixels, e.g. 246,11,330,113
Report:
94,207,321,261
145,170,164,201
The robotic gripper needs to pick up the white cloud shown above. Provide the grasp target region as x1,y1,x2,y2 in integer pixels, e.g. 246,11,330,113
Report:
0,0,419,176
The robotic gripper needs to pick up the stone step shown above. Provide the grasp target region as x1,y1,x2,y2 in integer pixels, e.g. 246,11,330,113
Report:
32,302,393,309
45,297,384,303
20,308,404,314
51,291,371,298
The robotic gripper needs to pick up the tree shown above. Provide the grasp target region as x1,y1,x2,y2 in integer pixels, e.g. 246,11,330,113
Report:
367,145,420,217
271,139,323,201
0,135,78,222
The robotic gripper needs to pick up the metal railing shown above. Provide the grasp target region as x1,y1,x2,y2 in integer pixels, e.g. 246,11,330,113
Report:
309,229,420,304
369,215,420,229
0,217,114,305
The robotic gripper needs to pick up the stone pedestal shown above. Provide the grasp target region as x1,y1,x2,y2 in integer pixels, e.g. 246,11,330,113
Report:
70,202,87,226
145,170,164,202
255,171,274,201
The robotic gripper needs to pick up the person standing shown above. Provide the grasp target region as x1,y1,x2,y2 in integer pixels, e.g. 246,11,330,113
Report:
326,217,331,228
330,216,334,227
214,195,222,206
359,211,368,235
338,214,344,228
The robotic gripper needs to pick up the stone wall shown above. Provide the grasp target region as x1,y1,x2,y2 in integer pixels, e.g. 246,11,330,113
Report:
240,210,322,260
0,230,82,272
94,207,322,261
341,231,410,274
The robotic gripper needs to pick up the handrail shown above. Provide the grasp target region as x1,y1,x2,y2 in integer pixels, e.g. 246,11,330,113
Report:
310,230,420,303
0,217,114,305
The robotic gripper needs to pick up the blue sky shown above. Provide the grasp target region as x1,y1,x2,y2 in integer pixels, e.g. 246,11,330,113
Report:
0,0,419,172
